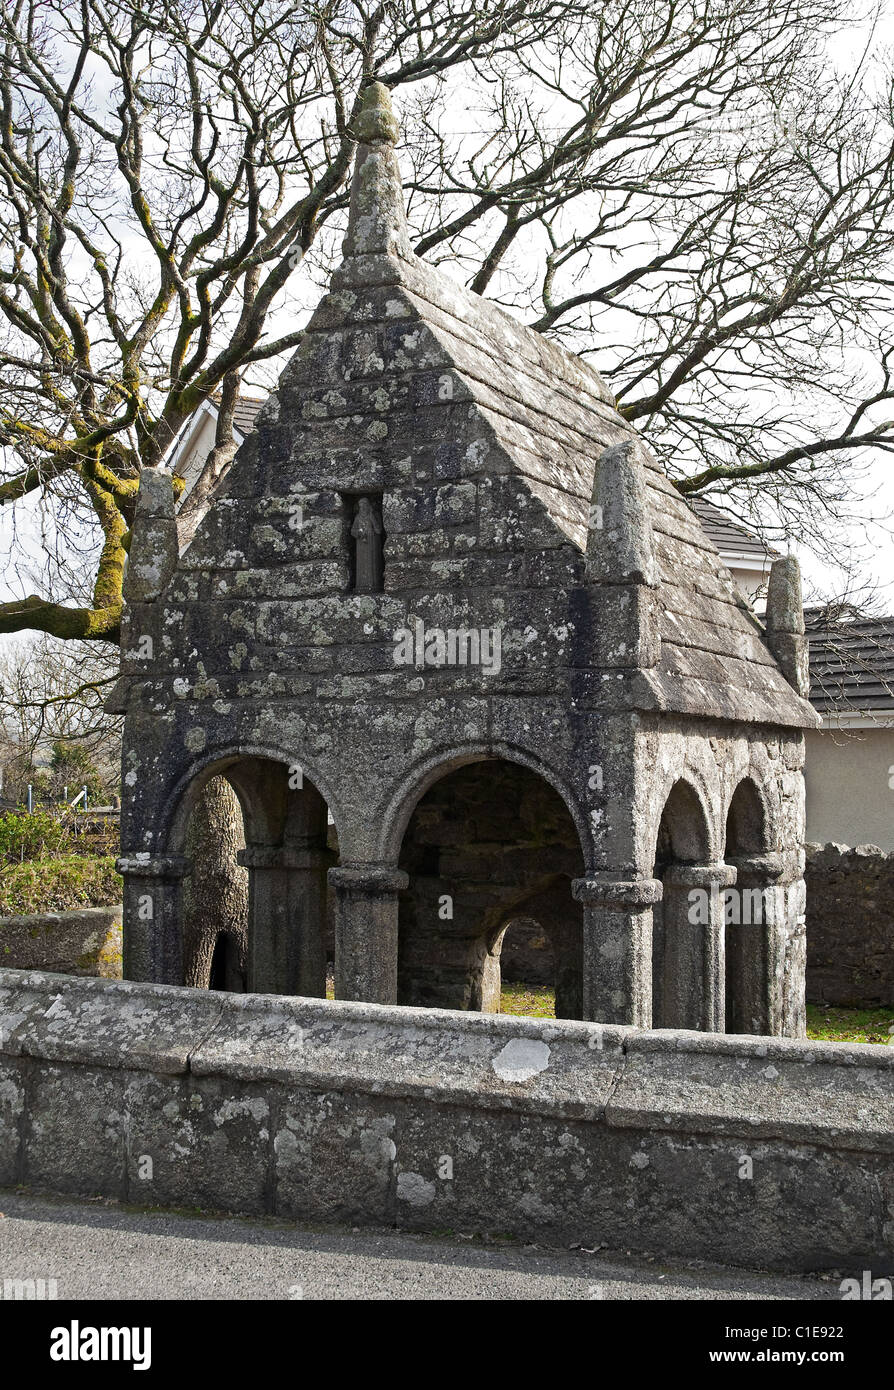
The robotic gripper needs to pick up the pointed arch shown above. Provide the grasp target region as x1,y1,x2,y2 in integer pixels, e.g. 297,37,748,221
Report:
725,776,770,859
651,777,714,1029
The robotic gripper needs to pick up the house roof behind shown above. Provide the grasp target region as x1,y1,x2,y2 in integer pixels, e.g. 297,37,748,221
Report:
805,610,894,712
687,496,777,562
232,394,265,437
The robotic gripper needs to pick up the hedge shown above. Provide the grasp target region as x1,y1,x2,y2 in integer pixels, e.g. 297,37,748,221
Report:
0,855,122,916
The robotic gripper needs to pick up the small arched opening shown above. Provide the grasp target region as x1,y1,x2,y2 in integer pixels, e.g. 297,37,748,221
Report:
169,754,338,996
724,777,774,1033
651,778,713,1029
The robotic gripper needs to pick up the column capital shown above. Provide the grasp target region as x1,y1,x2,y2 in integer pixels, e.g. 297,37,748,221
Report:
329,865,408,894
116,853,191,879
726,852,785,881
662,862,737,889
239,844,330,871
572,874,662,908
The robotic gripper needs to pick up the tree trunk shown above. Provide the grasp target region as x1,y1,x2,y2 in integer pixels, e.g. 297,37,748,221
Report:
182,775,248,991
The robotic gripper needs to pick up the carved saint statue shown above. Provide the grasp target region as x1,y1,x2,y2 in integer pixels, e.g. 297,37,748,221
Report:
351,495,384,592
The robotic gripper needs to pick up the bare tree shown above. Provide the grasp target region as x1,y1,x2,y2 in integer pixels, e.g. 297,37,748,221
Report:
402,1,894,555
0,633,121,800
0,0,892,643
0,0,584,637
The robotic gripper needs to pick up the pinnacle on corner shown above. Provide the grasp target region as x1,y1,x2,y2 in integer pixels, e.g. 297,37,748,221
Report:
353,80,400,146
342,81,412,261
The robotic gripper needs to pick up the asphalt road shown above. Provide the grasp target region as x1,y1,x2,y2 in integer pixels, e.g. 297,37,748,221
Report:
0,1189,842,1301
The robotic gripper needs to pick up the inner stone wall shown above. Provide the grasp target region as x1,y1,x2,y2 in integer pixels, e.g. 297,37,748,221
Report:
806,843,894,1007
397,761,583,1015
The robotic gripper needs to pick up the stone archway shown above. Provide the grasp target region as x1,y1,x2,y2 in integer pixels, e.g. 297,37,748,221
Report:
122,753,337,996
724,776,782,1034
395,758,585,1016
492,876,584,1019
651,777,730,1031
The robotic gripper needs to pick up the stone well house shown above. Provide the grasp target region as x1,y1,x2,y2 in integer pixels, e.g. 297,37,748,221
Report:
112,83,818,1037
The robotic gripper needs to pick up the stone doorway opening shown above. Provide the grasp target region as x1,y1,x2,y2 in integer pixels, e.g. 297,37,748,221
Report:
724,777,781,1034
396,758,584,1017
651,777,720,1030
172,756,337,997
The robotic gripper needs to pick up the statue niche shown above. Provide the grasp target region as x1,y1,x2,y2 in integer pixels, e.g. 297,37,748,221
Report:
350,494,385,593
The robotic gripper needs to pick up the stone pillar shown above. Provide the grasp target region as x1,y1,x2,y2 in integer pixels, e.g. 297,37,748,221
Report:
585,441,661,671
571,874,662,1026
764,555,810,697
330,865,408,1004
781,864,808,1040
240,845,328,998
122,468,178,605
725,851,785,1035
661,863,736,1032
117,853,191,985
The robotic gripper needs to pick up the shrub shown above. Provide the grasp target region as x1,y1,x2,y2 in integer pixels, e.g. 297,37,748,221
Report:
32,739,109,807
0,855,121,915
0,810,71,863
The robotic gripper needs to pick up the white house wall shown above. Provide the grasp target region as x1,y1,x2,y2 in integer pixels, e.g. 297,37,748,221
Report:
804,726,894,851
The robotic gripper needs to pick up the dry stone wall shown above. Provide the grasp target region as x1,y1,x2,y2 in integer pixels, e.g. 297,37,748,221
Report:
806,844,894,1007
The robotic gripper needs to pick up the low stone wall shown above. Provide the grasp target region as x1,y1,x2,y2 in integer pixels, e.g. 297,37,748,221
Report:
1,967,892,1273
806,844,894,1008
0,906,122,978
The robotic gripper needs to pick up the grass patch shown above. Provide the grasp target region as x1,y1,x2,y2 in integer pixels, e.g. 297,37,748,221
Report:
498,984,894,1044
500,980,556,1019
0,855,121,916
805,1004,894,1045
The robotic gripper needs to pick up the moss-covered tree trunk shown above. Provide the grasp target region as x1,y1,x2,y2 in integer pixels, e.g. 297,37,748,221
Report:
181,775,248,991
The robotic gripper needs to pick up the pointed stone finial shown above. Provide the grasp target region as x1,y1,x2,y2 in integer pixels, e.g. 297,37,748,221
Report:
354,81,400,145
586,440,658,587
585,439,660,669
765,554,810,696
342,82,411,261
123,467,179,604
766,553,805,636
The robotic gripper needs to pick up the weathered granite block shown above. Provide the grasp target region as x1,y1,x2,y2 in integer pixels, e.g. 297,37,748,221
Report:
0,1059,24,1185
0,906,122,977
124,1072,270,1215
273,1090,398,1224
25,1063,128,1198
